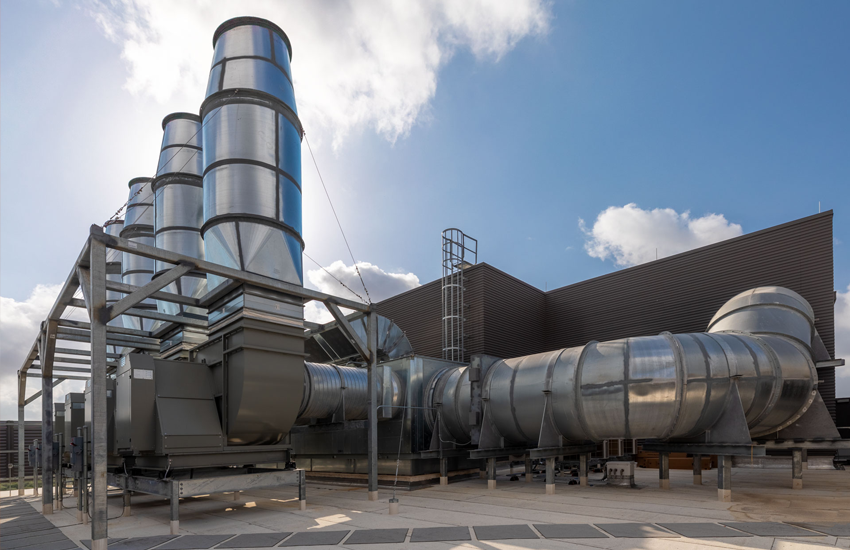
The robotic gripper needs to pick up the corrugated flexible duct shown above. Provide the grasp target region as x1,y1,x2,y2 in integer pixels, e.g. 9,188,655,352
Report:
428,286,818,445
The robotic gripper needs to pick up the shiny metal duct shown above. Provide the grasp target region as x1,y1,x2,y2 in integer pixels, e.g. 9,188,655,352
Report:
152,112,206,316
428,287,818,445
298,362,403,423
104,219,125,327
200,16,303,291
120,177,158,332
305,313,413,365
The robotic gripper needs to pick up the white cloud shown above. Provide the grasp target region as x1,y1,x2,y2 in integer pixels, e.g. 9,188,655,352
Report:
304,260,420,324
84,0,550,147
835,284,850,398
580,203,743,267
0,285,87,420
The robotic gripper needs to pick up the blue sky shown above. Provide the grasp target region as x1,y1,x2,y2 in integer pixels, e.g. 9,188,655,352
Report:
2,0,849,413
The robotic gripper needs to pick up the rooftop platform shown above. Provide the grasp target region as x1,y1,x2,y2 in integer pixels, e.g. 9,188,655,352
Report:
4,466,850,549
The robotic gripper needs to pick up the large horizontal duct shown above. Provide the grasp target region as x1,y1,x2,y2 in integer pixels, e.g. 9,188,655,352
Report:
298,362,404,423
428,287,819,446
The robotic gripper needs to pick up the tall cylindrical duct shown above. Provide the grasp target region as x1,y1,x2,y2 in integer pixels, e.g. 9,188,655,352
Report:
152,112,206,316
428,287,818,446
200,16,303,291
104,219,125,327
120,177,158,331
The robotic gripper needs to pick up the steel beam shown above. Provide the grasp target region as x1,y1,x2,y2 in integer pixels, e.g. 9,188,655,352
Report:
89,235,109,547
367,312,378,501
327,302,369,362
123,307,207,328
94,226,370,313
25,378,66,405
108,262,193,319
27,373,90,381
47,238,91,322
106,279,199,307
58,318,153,339
55,347,120,359
32,365,92,374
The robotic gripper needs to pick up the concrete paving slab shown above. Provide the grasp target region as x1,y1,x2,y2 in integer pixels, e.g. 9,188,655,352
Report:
658,523,753,538
215,533,291,548
345,528,409,544
80,540,127,549
721,522,825,537
595,523,678,538
155,535,234,549
3,515,57,526
409,526,472,542
473,524,539,540
2,531,72,549
105,535,178,550
16,541,79,550
789,523,850,536
534,524,609,538
278,530,350,547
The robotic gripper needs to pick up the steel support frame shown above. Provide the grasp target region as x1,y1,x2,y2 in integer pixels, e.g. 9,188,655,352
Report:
16,225,372,547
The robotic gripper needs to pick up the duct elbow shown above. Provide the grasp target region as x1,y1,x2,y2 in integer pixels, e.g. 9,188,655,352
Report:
707,286,816,350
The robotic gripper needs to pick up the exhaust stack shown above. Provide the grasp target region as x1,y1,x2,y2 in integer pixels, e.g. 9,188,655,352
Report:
120,177,157,332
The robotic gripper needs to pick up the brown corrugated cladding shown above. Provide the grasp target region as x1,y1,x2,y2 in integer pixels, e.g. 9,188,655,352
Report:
376,212,836,418
0,421,42,479
545,211,836,418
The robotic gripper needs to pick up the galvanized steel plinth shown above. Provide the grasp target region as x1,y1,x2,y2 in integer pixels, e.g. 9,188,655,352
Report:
659,452,670,490
389,498,399,515
792,448,803,489
487,458,497,490
718,455,732,502
693,454,702,485
545,457,555,494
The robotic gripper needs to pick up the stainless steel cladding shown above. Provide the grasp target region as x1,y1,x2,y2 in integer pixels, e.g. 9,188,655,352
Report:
429,287,818,445
120,177,158,331
153,113,206,316
298,363,403,422
201,17,303,291
103,219,125,328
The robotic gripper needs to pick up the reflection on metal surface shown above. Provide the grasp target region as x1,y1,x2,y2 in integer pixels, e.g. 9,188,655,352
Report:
201,17,303,291
298,362,403,422
120,177,158,332
153,113,207,317
429,287,818,445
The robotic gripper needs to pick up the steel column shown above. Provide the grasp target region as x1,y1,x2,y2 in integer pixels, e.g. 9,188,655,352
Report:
579,453,588,487
440,457,448,486
524,456,532,483
792,448,803,489
367,312,378,501
89,237,109,549
170,482,180,535
40,334,54,514
298,469,307,510
659,452,670,489
17,405,25,495
123,490,131,516
545,457,555,494
718,455,731,502
693,454,702,485
486,457,496,490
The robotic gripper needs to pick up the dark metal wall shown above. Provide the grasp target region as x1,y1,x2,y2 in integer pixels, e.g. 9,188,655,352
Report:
0,421,41,479
377,211,837,418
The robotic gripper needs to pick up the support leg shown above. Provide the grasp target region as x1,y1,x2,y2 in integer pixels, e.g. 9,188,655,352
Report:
659,452,670,490
123,490,131,517
367,313,379,502
440,457,448,486
18,405,25,496
579,453,588,487
718,455,731,502
792,448,803,490
525,456,532,483
298,469,307,510
170,484,180,535
545,457,555,495
76,474,83,523
34,465,39,496
801,448,808,471
693,454,702,485
487,458,496,490
41,372,54,515
480,459,486,479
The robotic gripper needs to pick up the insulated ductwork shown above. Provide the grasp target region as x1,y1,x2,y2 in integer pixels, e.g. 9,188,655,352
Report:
428,287,819,446
298,362,404,423
104,219,125,328
120,178,158,331
201,17,304,291
153,113,206,316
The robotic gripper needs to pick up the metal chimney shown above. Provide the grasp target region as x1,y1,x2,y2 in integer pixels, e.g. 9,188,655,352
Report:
120,177,157,331
200,16,303,290
152,112,207,318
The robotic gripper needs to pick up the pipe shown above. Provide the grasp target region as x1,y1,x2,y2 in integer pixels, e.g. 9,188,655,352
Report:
428,287,818,445
298,362,403,422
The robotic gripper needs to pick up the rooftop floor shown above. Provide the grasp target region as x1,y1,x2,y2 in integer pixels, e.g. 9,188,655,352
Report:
4,465,850,549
